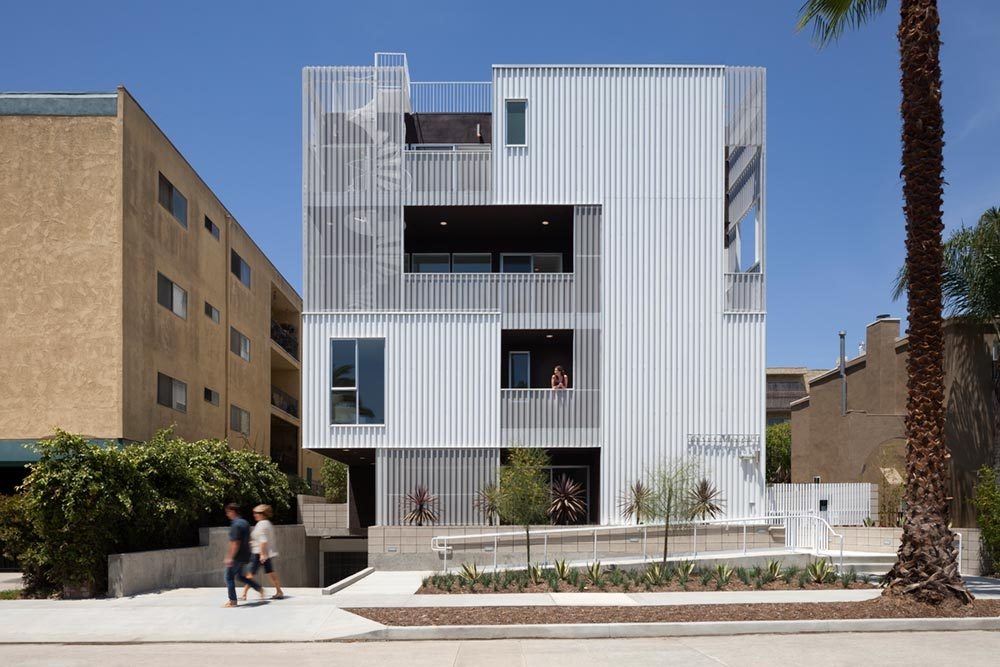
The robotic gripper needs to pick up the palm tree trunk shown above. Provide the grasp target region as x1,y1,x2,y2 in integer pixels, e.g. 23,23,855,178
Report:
883,0,972,604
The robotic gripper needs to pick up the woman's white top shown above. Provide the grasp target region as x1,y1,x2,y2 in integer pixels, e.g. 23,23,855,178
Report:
250,519,278,558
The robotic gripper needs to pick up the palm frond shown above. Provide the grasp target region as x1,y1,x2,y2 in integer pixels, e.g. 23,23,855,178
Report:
796,0,889,46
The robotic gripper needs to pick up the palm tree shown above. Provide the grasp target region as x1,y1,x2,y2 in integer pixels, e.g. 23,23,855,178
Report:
894,207,1000,470
798,0,971,604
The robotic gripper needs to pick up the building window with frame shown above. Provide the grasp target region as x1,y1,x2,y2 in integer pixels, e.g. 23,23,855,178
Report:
204,387,219,406
204,215,220,240
156,272,188,318
230,404,250,435
204,301,220,323
505,99,527,146
156,372,187,412
157,173,188,227
330,338,385,425
230,327,251,361
231,249,251,288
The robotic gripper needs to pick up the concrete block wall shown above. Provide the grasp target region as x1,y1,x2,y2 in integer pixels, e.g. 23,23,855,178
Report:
368,524,784,570
299,497,349,537
107,524,319,597
837,526,982,576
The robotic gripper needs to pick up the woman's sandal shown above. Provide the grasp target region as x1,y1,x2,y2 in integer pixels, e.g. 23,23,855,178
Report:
271,593,285,600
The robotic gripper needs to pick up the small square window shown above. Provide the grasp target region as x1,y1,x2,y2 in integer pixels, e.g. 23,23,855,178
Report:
204,387,220,406
505,99,527,146
204,216,220,240
204,301,220,323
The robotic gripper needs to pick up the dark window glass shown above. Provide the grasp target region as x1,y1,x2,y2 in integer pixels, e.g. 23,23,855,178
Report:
204,387,219,406
501,255,532,273
230,327,250,361
452,253,491,273
204,216,220,240
157,173,187,227
157,273,172,310
331,340,356,387
357,339,385,424
157,373,172,408
230,404,250,434
506,100,527,145
230,250,251,288
412,253,450,273
509,352,531,388
204,301,220,323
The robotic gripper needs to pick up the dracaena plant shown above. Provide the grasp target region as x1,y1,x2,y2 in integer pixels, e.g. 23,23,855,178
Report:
402,485,439,526
548,474,586,525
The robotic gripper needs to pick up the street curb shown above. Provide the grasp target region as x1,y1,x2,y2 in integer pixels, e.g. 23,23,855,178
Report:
346,616,1000,641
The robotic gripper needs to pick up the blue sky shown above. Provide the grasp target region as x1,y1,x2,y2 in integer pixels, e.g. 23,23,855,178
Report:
4,1,999,370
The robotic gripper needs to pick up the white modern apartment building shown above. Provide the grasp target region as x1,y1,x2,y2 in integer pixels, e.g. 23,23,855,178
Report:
302,53,766,528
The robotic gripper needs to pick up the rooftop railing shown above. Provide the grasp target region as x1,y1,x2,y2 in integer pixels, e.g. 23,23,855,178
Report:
410,81,492,113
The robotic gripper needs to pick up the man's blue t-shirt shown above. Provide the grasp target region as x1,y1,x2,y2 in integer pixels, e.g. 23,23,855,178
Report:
229,516,251,563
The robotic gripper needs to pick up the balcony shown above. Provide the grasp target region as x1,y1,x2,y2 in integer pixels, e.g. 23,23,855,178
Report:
270,320,299,360
501,389,599,448
404,146,491,204
271,386,299,419
724,272,765,313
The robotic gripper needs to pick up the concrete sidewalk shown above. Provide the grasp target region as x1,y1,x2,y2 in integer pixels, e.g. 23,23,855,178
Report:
0,573,997,643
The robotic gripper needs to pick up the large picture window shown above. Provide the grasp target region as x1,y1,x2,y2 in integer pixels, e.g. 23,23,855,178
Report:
331,338,385,425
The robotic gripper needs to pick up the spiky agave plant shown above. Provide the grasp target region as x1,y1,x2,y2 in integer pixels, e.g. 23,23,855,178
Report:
548,474,586,525
688,478,725,521
619,480,654,524
402,485,439,526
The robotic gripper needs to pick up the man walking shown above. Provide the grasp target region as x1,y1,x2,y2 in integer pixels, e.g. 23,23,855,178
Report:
223,502,262,607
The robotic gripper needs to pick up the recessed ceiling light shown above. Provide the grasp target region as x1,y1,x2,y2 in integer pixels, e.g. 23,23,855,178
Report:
545,334,554,339
541,220,550,226
439,220,448,226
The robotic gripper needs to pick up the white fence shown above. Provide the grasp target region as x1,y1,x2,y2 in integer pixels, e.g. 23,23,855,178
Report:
767,483,875,527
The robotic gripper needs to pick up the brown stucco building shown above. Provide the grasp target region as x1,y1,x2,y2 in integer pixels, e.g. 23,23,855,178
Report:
791,316,998,526
0,89,326,491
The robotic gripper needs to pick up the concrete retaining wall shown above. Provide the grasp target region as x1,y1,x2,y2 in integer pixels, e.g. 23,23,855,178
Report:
107,524,319,597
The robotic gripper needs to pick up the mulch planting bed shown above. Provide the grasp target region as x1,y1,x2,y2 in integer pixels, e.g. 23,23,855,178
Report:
347,597,1000,626
417,580,874,594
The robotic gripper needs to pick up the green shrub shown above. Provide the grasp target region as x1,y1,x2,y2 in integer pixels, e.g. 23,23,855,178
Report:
320,459,348,503
972,465,1000,575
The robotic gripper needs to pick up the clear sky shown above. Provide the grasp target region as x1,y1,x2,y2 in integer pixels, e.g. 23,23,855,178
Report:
4,1,998,370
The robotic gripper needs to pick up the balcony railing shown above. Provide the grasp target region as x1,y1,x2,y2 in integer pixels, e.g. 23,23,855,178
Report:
404,147,491,197
404,273,574,322
271,386,299,418
270,321,299,359
724,272,765,313
500,389,599,447
410,82,492,113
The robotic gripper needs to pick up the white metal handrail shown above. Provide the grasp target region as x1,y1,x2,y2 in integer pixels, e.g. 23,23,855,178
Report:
429,513,845,573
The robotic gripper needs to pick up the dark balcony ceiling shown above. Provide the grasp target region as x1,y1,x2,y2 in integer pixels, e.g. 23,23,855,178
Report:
405,112,492,145
404,205,573,245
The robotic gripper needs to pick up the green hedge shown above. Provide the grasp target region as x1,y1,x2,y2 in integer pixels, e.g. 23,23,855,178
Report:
0,429,295,596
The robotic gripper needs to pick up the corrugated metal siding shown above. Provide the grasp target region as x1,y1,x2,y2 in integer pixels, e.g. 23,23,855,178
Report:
303,66,406,311
377,447,499,525
492,65,766,522
501,389,599,447
301,311,500,449
403,150,492,206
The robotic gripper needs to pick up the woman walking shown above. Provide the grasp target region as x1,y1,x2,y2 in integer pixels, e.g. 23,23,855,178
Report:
241,504,285,600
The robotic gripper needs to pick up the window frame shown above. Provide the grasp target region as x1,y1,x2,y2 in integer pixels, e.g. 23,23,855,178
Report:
204,301,220,323
508,350,531,389
330,337,385,426
156,272,188,319
157,173,188,228
204,215,220,240
230,249,251,288
204,387,220,406
411,252,451,274
156,372,187,413
230,327,251,362
230,404,250,435
505,99,528,147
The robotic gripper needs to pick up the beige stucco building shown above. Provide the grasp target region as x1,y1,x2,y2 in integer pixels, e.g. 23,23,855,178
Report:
0,88,326,491
791,316,998,527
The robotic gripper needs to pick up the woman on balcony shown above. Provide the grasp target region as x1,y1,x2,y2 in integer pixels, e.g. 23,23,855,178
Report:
551,365,569,390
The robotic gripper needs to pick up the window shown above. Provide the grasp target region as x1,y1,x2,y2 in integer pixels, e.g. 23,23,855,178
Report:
532,253,563,273
411,253,450,273
156,373,187,412
230,327,250,361
501,254,532,273
157,173,187,227
452,253,492,273
204,387,219,406
230,404,250,435
331,338,385,425
231,249,251,288
501,253,562,273
204,215,220,240
505,99,527,146
508,351,531,389
204,301,220,323
156,272,188,318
